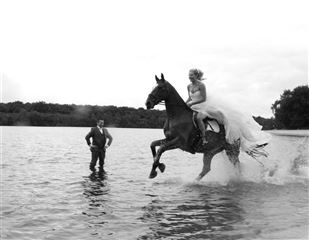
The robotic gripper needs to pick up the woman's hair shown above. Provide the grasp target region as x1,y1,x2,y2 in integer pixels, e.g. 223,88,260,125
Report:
189,68,204,80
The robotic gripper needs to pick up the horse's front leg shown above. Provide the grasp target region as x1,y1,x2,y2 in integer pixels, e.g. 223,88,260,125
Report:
149,137,180,179
150,139,165,159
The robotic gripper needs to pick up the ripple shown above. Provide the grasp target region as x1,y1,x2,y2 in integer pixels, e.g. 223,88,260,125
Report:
2,127,308,240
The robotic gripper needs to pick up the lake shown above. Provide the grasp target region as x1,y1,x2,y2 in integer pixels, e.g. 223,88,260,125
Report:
1,127,308,240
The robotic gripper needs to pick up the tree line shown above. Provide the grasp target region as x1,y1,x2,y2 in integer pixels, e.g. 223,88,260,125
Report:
0,101,274,129
0,85,308,129
0,102,166,128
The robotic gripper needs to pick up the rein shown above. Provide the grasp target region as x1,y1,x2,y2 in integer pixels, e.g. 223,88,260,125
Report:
148,97,183,107
158,101,188,107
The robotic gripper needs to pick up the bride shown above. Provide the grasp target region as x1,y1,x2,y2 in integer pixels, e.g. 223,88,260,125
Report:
186,68,270,154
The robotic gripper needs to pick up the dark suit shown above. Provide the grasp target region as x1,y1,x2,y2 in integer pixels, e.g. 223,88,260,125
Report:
85,127,107,171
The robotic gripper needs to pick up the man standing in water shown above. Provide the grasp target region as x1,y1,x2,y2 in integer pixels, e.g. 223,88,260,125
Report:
85,119,113,172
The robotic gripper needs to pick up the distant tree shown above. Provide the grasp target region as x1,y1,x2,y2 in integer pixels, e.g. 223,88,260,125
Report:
7,116,14,125
271,85,309,129
31,101,51,113
0,101,167,128
2,100,282,130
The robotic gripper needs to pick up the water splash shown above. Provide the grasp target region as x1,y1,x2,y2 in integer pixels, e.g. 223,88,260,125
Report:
260,135,309,185
156,134,309,186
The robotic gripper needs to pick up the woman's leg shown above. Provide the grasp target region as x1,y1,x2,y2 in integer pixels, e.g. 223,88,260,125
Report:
196,113,207,144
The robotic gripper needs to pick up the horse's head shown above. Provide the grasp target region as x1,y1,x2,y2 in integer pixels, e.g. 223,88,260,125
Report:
146,73,169,109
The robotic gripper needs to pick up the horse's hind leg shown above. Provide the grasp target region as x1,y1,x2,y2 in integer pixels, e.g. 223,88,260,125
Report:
196,152,215,181
225,141,241,174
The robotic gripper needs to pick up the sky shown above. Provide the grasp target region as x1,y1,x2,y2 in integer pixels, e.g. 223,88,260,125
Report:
0,0,308,118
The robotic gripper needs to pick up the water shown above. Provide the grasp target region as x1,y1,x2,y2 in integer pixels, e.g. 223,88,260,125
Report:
1,127,308,240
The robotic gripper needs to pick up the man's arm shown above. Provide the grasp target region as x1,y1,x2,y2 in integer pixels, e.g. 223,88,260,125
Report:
85,128,94,146
104,128,113,147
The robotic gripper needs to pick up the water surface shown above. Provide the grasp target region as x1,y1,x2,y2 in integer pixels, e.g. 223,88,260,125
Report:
1,127,308,239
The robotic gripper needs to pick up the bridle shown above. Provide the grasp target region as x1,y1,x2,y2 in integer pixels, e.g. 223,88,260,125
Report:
147,88,185,107
147,93,172,107
147,93,162,106
147,83,170,107
147,82,189,107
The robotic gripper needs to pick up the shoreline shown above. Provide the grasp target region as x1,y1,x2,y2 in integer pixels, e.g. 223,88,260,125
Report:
267,130,309,137
2,126,309,137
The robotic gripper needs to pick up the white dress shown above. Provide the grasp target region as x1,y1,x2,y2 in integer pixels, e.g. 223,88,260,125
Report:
188,90,271,156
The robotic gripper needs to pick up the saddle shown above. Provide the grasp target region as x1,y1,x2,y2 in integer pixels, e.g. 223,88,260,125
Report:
190,112,223,153
192,111,220,133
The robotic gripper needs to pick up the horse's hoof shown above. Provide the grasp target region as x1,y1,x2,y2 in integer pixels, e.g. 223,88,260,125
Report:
195,176,202,181
149,170,158,179
158,163,166,173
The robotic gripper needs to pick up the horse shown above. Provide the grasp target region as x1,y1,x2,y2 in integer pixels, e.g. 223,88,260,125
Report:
145,73,242,180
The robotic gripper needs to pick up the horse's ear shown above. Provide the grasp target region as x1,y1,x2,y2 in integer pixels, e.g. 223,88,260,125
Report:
161,73,165,81
155,75,160,82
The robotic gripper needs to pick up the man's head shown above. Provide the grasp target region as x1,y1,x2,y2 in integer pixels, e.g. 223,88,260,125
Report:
97,120,104,128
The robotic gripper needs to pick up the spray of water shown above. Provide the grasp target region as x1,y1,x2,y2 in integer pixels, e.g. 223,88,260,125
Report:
157,135,309,186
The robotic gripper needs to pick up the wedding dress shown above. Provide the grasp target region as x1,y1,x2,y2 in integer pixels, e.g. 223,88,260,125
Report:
188,89,271,156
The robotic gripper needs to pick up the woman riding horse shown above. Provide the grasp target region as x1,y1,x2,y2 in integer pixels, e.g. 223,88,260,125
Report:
146,72,270,180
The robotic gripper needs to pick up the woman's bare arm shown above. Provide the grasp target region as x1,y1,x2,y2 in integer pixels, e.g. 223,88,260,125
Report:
186,85,192,103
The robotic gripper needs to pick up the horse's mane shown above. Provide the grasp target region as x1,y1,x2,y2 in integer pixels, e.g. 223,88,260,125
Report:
165,81,192,111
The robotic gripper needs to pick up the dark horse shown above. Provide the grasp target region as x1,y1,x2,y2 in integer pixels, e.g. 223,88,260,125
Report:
145,74,242,180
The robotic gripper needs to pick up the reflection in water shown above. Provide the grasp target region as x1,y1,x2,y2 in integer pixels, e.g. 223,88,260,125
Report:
81,170,110,221
138,185,247,240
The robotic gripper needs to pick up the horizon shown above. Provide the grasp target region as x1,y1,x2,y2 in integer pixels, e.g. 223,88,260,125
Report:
1,99,277,119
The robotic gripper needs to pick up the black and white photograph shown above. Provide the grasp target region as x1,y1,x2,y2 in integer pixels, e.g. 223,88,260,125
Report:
1,0,308,239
